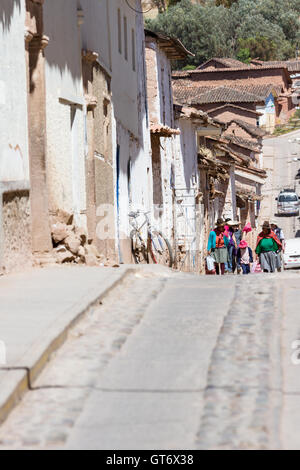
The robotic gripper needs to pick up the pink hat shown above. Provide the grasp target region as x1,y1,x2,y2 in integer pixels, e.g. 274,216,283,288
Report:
239,240,248,249
243,222,252,233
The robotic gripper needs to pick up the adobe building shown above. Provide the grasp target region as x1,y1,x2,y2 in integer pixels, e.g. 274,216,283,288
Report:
206,104,262,127
173,62,295,131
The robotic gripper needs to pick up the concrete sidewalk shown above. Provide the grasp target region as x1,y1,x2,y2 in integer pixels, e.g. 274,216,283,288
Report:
0,265,133,424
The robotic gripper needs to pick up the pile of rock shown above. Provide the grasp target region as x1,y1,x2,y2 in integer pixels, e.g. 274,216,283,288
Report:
51,210,104,267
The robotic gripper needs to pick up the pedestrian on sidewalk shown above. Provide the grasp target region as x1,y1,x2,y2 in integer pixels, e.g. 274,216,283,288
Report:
255,221,282,273
227,220,242,273
236,240,253,275
207,218,229,275
271,220,285,272
224,219,232,273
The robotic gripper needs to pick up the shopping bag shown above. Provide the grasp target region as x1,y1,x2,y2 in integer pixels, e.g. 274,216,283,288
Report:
206,255,215,271
206,256,216,275
251,261,262,274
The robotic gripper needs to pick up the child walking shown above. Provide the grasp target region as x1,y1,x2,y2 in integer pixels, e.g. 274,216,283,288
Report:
237,240,253,275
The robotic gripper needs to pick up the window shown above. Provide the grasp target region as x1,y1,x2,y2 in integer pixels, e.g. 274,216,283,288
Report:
279,194,298,202
132,29,136,71
118,9,122,54
124,16,128,61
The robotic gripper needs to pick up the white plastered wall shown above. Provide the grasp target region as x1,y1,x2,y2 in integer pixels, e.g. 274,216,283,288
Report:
0,0,29,184
44,0,86,227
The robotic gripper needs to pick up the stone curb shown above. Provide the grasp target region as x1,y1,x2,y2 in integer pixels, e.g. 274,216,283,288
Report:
0,267,136,425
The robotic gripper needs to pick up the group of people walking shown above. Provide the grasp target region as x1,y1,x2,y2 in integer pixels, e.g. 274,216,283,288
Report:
207,218,285,275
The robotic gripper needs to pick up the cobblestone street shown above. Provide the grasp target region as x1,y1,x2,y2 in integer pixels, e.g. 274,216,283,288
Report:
0,268,300,450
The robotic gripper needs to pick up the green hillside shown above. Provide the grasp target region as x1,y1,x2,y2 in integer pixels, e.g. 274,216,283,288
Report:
145,0,300,68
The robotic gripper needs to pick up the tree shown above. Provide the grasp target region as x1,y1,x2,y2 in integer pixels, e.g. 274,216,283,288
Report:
237,37,277,62
145,0,235,67
145,0,300,69
236,47,251,64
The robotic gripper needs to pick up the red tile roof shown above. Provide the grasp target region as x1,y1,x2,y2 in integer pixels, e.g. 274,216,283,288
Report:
251,59,300,73
225,134,261,152
150,124,181,137
172,80,282,105
190,64,290,74
208,103,263,116
174,104,225,128
197,57,253,70
145,29,194,60
172,84,264,105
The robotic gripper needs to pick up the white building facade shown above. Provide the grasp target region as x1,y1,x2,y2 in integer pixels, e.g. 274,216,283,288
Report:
0,0,152,270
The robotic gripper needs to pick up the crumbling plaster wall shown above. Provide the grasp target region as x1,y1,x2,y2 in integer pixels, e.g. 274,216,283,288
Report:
157,47,174,127
93,66,116,259
145,41,160,124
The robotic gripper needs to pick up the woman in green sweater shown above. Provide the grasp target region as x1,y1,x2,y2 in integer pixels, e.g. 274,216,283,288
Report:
256,221,282,273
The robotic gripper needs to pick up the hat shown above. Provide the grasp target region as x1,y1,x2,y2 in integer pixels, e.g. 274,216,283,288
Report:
227,220,241,227
262,221,271,229
243,222,252,233
270,220,278,227
215,218,225,228
239,240,248,249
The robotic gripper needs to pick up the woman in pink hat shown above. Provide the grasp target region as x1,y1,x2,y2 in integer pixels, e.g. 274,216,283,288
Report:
236,240,253,275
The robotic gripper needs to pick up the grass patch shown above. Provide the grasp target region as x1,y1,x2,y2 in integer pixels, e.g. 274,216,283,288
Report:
273,111,300,136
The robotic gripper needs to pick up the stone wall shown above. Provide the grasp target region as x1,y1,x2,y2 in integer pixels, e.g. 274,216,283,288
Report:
1,190,33,273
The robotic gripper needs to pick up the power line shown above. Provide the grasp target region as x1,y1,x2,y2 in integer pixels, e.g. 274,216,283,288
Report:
125,0,154,14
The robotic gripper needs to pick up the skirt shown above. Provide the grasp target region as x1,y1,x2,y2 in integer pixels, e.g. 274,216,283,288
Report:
259,251,277,273
276,252,282,269
212,247,229,264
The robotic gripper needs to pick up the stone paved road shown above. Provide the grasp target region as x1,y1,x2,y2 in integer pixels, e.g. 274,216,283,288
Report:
0,268,300,450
